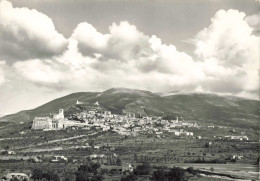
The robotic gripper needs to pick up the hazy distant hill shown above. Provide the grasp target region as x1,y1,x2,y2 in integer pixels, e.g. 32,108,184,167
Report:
1,88,259,129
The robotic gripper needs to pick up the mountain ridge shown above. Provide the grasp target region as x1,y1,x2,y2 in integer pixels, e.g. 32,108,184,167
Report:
1,88,259,129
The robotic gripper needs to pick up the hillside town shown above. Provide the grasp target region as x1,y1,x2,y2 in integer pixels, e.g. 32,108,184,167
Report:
31,100,251,143
32,101,198,138
31,100,252,143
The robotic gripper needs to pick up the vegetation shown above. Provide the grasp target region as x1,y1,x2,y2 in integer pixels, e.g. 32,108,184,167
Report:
75,162,103,181
120,173,137,181
186,167,196,175
210,167,214,172
0,88,259,180
133,162,151,175
31,169,59,181
151,167,186,181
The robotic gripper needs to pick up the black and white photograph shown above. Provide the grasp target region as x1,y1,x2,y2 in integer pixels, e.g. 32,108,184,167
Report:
0,0,259,180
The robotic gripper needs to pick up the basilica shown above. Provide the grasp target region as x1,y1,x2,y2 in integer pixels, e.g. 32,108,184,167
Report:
31,109,66,130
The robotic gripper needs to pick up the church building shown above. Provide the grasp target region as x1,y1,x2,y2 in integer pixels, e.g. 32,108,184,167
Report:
32,109,65,130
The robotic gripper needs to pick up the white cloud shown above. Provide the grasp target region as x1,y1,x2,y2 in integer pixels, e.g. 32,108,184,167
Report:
70,21,205,89
11,18,204,94
0,5,259,115
73,21,152,61
194,9,259,95
13,59,69,86
8,10,259,99
246,12,260,35
0,0,68,60
0,61,6,86
72,22,109,57
194,10,256,67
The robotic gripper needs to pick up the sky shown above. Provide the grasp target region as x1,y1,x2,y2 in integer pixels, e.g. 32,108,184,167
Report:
0,0,259,116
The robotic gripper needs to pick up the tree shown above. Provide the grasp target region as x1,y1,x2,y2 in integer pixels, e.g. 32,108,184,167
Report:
121,173,137,181
116,157,122,166
75,170,90,181
210,167,214,172
151,169,167,181
167,167,185,181
31,168,61,181
162,114,177,121
100,168,108,175
75,162,102,181
133,162,151,175
91,175,103,181
152,167,186,181
134,154,138,162
65,177,71,181
43,171,60,181
31,169,43,180
89,140,95,148
186,167,196,175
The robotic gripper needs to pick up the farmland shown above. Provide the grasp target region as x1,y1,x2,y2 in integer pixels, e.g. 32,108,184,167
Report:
0,121,258,180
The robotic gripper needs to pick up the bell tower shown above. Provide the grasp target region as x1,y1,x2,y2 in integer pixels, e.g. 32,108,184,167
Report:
59,109,64,119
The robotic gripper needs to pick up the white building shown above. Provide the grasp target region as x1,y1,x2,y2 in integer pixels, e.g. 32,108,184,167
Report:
32,109,65,130
5,173,29,181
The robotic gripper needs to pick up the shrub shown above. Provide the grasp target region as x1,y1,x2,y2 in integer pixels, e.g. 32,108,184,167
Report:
151,168,167,181
167,167,185,181
186,167,196,175
116,157,122,166
75,161,103,181
121,173,137,181
133,162,151,175
31,169,43,180
210,167,214,172
31,169,60,181
152,167,186,181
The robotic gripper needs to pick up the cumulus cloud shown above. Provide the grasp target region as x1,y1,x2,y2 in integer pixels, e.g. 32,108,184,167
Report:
70,21,205,89
9,9,259,99
194,10,257,67
246,12,260,35
0,0,68,61
73,21,152,61
10,19,205,94
194,9,259,95
13,59,70,87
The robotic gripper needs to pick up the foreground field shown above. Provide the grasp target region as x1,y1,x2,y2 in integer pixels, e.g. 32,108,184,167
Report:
0,121,258,180
0,161,258,180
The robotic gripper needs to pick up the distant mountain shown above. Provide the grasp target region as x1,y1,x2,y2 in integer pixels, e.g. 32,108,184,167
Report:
1,88,259,129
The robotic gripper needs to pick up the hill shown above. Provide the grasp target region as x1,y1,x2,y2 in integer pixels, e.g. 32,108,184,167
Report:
1,88,259,129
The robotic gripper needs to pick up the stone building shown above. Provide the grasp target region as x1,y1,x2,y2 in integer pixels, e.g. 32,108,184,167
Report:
53,109,64,120
31,117,52,130
32,109,65,130
4,173,29,181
